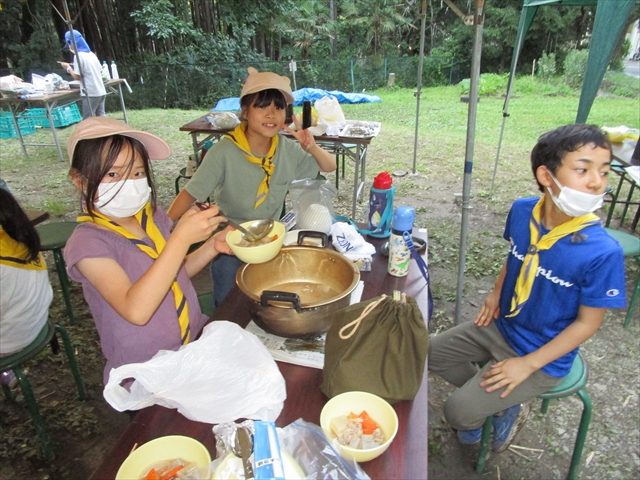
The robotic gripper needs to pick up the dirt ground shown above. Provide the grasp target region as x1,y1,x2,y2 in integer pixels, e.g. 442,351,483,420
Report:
1,126,638,480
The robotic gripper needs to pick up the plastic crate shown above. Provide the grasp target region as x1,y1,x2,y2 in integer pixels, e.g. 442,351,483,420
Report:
23,103,82,128
0,112,36,138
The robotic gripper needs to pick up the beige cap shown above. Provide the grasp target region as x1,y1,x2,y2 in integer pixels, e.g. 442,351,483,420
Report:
67,117,171,163
240,67,294,104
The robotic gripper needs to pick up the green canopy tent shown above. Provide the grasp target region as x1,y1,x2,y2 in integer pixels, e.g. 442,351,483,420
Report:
490,0,637,193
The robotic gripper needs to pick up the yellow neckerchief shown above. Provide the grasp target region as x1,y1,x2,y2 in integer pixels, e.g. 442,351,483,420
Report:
77,203,192,344
0,228,46,270
224,122,278,208
506,197,600,317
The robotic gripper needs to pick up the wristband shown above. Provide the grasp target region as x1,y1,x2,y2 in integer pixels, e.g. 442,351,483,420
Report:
67,67,72,74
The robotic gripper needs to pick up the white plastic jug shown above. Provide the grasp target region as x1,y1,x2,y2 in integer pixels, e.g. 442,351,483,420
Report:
110,61,119,80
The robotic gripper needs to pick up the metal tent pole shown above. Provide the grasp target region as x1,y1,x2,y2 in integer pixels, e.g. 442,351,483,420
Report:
412,0,428,175
454,0,485,325
489,6,535,196
61,0,91,116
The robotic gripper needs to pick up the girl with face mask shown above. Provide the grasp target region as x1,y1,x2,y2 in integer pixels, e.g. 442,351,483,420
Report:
63,117,233,386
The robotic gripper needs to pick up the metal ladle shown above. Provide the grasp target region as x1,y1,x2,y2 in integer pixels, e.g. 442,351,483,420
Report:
226,217,274,242
196,203,274,242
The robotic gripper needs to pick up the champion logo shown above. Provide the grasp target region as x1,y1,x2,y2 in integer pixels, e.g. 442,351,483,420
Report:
606,289,620,297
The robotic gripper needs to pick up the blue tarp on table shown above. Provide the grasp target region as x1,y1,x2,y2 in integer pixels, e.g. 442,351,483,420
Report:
212,88,382,111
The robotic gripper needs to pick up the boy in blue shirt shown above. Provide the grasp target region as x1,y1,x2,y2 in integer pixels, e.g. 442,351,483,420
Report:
429,123,627,452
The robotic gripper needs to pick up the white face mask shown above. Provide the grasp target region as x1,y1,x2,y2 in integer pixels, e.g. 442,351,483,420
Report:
94,178,150,218
546,170,604,217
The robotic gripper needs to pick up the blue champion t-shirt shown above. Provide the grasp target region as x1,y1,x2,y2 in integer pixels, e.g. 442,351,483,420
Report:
494,197,626,377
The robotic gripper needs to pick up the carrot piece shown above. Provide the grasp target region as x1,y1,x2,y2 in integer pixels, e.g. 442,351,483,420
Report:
144,469,160,480
159,465,184,480
359,411,379,434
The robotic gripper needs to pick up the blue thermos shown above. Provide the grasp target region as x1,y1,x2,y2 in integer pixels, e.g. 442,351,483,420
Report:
367,172,394,238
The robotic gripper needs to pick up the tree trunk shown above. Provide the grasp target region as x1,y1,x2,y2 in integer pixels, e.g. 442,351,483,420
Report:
330,0,337,58
20,0,37,44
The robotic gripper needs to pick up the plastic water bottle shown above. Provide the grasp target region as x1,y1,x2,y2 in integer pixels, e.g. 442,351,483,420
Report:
388,206,415,277
101,61,110,81
367,172,394,238
110,61,119,80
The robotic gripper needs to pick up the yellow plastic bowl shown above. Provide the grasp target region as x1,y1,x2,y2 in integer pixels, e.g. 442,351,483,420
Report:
115,435,212,479
226,220,285,264
320,391,399,463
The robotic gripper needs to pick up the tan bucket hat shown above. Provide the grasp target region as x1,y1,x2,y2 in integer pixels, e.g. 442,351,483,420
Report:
67,117,171,163
240,67,294,104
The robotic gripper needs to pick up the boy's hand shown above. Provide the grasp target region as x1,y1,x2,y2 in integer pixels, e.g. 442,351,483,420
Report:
480,357,537,398
207,226,234,256
283,114,318,152
474,289,500,326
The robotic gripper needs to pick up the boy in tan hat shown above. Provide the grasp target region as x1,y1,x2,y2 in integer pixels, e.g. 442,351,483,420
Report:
168,67,336,307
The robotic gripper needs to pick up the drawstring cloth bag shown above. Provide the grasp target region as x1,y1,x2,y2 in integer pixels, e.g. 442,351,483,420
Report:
321,294,428,404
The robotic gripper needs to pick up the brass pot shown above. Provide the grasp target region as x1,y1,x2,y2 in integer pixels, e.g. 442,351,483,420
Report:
236,246,360,338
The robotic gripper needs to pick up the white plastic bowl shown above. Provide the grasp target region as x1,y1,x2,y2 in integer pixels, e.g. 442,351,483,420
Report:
320,391,399,463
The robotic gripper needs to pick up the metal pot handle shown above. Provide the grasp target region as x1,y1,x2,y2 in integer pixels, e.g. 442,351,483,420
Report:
297,230,328,247
260,291,303,313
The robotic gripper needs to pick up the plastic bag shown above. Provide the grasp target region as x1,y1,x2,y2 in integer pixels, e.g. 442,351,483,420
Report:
289,179,338,235
0,75,35,98
315,96,346,136
206,112,240,129
278,418,370,480
103,321,286,424
210,419,370,480
602,125,639,143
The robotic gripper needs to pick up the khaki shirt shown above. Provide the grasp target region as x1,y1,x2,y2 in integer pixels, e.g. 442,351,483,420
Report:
185,134,319,223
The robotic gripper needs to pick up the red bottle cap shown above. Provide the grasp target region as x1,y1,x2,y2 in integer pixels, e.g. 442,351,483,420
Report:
373,171,393,189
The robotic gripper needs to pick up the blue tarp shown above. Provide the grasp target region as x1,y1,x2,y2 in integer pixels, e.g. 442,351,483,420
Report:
212,88,381,112
292,88,382,106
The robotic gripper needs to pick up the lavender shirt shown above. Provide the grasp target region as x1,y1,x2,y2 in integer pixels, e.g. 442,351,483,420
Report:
64,207,208,385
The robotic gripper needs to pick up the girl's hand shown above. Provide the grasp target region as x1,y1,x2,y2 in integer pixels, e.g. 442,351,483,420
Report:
172,203,226,246
283,114,318,152
474,289,500,326
480,357,537,398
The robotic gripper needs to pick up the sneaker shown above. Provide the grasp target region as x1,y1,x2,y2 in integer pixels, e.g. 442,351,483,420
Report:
456,426,483,445
1,370,18,390
491,402,532,453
